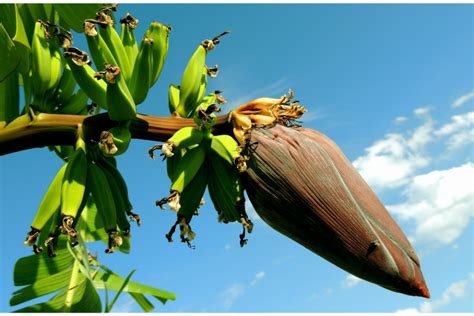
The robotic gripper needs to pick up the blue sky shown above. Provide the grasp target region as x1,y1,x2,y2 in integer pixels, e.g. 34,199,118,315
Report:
1,3,473,313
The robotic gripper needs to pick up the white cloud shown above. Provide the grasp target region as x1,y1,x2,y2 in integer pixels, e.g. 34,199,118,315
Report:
219,271,266,310
434,112,474,152
452,90,474,108
353,118,434,191
388,163,474,249
414,106,431,117
394,116,408,125
396,274,474,313
341,274,362,289
220,283,244,311
354,104,474,251
250,271,266,286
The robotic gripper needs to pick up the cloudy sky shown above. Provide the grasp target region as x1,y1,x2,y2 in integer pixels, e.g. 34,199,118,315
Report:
1,3,473,313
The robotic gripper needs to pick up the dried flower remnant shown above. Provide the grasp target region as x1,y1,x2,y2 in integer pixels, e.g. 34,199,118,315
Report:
242,124,430,298
229,89,306,144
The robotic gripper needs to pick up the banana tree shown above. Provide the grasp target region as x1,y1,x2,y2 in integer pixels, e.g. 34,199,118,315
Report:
0,3,429,313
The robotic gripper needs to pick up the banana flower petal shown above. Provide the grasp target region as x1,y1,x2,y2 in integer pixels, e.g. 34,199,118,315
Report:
244,124,430,298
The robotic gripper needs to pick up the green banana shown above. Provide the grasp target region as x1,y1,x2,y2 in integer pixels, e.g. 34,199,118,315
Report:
24,162,68,253
207,155,243,223
176,31,228,117
99,22,131,83
120,14,139,70
206,135,249,226
171,146,207,194
55,89,89,115
209,134,241,166
168,161,210,246
175,44,206,117
49,145,76,162
97,155,140,225
47,35,62,93
0,71,20,123
60,138,88,242
100,163,131,236
84,20,118,71
104,64,137,121
195,68,209,112
168,84,180,115
53,63,77,106
166,148,183,182
64,48,108,110
31,20,52,99
40,207,63,257
177,161,209,224
157,146,207,212
98,124,132,156
98,160,135,254
87,160,120,253
128,34,153,105
159,126,205,158
147,21,170,87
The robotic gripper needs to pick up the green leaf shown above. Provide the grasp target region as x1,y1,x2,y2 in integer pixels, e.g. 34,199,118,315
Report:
53,4,112,33
66,241,91,281
10,268,72,306
14,276,102,313
78,195,109,243
0,4,17,37
0,23,20,82
106,269,136,312
77,195,130,253
128,292,155,313
93,270,176,304
13,248,74,286
12,4,31,76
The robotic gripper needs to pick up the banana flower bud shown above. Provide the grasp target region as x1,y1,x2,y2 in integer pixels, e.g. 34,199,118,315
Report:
243,124,430,298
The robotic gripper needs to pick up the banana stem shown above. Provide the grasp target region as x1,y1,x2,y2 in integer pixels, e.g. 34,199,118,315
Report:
0,113,231,155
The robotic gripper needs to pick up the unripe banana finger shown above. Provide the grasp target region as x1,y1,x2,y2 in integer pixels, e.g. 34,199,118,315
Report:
87,160,119,253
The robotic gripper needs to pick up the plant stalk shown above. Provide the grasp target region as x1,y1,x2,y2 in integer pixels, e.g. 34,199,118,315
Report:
0,113,232,155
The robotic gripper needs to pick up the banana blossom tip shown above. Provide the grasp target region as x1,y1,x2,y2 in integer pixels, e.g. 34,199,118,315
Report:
244,124,430,298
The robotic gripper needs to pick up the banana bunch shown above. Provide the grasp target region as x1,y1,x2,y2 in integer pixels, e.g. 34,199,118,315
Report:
23,133,140,255
151,121,253,247
206,134,253,247
87,147,141,254
24,137,88,256
29,20,77,113
73,8,170,117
